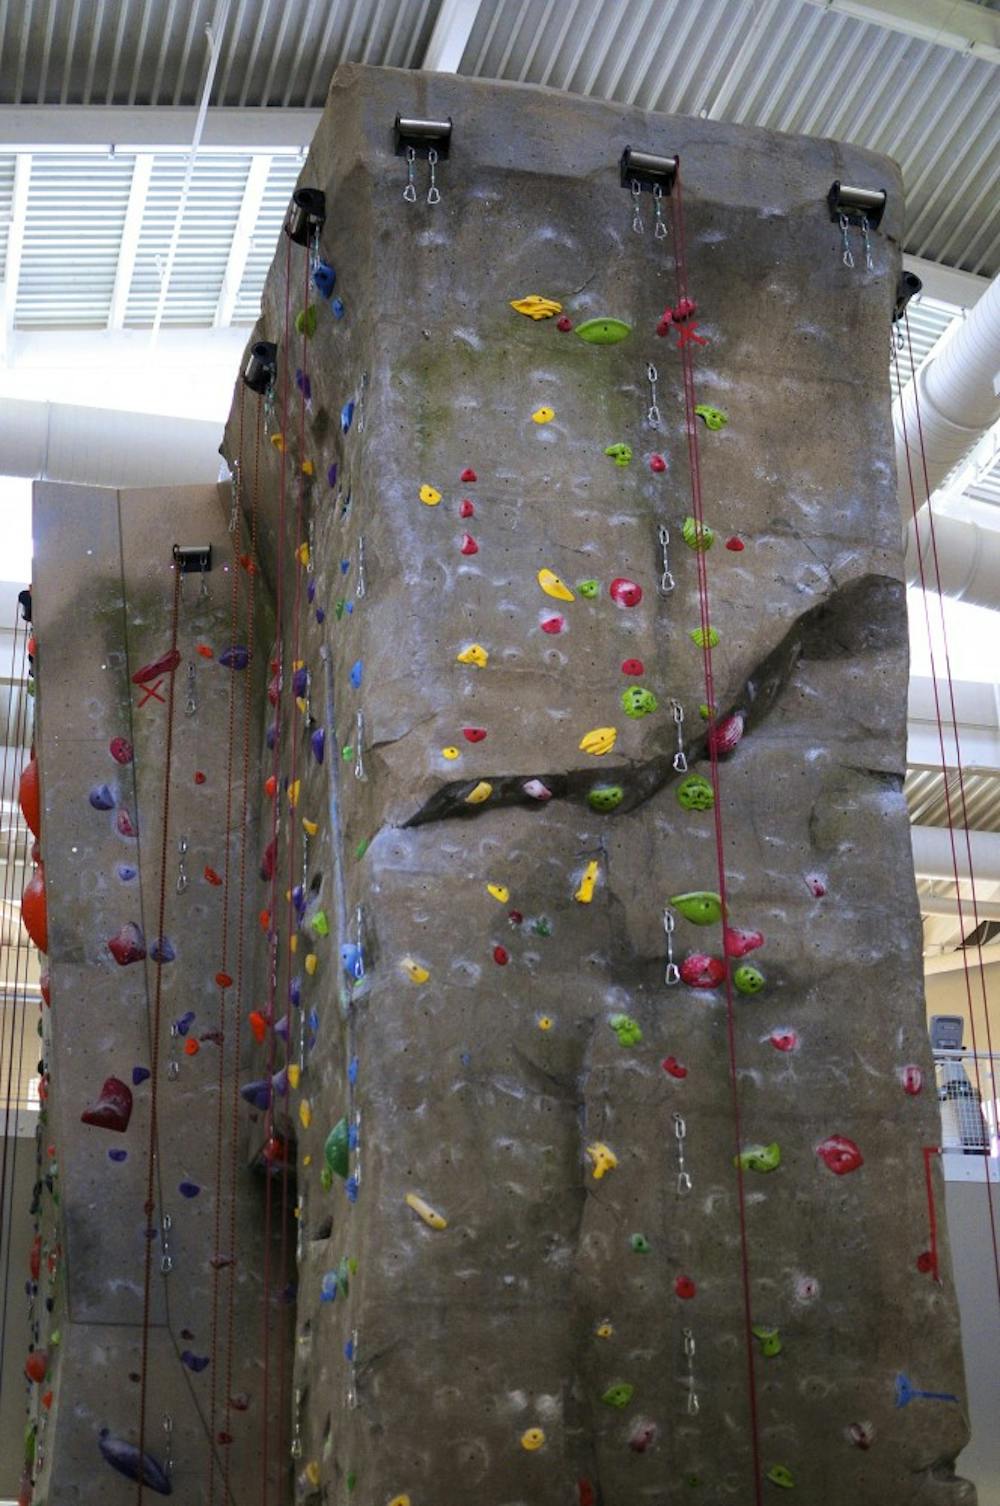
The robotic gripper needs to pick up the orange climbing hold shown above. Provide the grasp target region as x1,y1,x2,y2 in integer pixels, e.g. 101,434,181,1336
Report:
184,1039,200,1057
18,757,40,837
21,867,47,953
204,867,223,886
264,775,277,799
215,970,233,988
196,643,214,658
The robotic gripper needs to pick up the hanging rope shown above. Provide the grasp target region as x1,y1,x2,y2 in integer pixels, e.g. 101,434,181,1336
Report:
670,168,764,1506
895,322,1000,1304
135,563,182,1506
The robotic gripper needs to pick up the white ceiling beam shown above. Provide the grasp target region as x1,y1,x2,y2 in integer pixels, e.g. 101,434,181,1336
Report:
1,154,30,363
798,0,1000,63
0,105,321,152
214,153,272,328
919,895,1000,922
108,152,153,330
422,0,483,72
903,254,991,310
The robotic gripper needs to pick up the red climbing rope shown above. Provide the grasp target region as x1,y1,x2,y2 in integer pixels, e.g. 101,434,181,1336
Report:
135,563,182,1506
670,167,765,1506
923,1146,942,1285
894,323,1000,1305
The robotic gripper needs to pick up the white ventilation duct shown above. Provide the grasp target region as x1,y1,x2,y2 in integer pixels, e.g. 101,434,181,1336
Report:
898,271,1000,605
0,394,223,488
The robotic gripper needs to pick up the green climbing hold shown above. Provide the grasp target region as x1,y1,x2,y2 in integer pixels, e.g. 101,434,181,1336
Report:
310,909,330,938
355,838,369,859
752,1325,782,1357
342,744,353,761
677,775,714,812
621,686,658,719
335,599,347,620
577,579,600,598
735,1142,781,1173
733,964,765,995
604,443,633,467
575,317,632,345
337,1255,352,1297
682,516,714,551
689,626,720,649
767,1465,795,1489
695,404,727,430
609,1013,642,1047
295,305,319,338
531,916,553,937
630,1233,651,1253
601,1382,635,1408
324,1117,350,1179
346,1471,357,1492
699,704,715,720
320,1166,333,1192
671,891,722,925
588,784,625,813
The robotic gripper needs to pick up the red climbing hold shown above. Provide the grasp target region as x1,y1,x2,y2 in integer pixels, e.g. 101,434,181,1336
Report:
260,837,277,882
621,658,644,676
18,758,40,837
556,315,573,332
81,1076,133,1133
21,868,48,953
267,674,280,707
770,1029,798,1052
41,1390,53,1410
725,536,745,552
194,771,207,785
107,923,145,965
249,1011,268,1044
609,577,642,608
24,1353,47,1384
724,927,764,958
541,615,565,634
901,1065,923,1096
674,1274,697,1300
116,808,137,837
578,1481,595,1506
708,711,745,755
656,309,673,338
39,972,50,1007
674,297,696,321
680,954,725,989
204,867,223,886
264,775,277,799
805,874,827,897
493,945,509,966
109,736,133,764
816,1134,863,1176
508,910,524,926
196,643,214,658
131,648,180,685
462,728,487,743
461,468,477,483
916,1250,935,1274
29,1235,41,1281
258,909,271,932
216,971,233,989
649,453,667,473
629,1422,657,1453
459,500,475,518
662,1055,688,1079
460,533,479,555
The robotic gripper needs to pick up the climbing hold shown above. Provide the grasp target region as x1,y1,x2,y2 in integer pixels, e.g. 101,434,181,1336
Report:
21,871,49,955
465,781,493,805
309,910,330,937
304,953,317,976
331,297,345,319
677,774,714,811
577,579,599,598
132,649,181,685
179,1181,200,1199
196,642,215,658
442,746,460,760
531,406,555,424
767,1466,794,1490
609,577,642,608
109,1148,127,1162
601,1383,634,1408
578,1481,596,1506
610,1013,642,1047
249,1011,268,1044
694,404,727,430
296,542,310,568
769,1029,798,1052
296,305,318,338
194,771,207,785
556,315,573,331
510,295,562,319
25,1351,47,1384
459,498,474,518
311,728,325,764
419,484,442,506
735,1142,782,1172
461,468,477,483
752,1325,782,1357
109,736,133,764
724,927,764,957
672,892,722,925
604,443,633,467
313,261,336,298
241,1079,272,1111
621,658,644,675
689,626,720,648
662,1055,688,1078
682,517,714,551
492,945,509,965
215,970,233,988
325,1119,349,1178
288,779,300,808
680,954,726,988
541,614,565,634
649,453,667,473
538,567,575,601
400,958,429,985
575,316,631,344
733,964,765,995
219,645,250,670
726,536,745,551
81,1078,133,1135
586,1142,618,1179
621,686,658,718
537,1015,553,1031
405,1192,447,1229
579,727,617,756
387,1496,412,1506
522,779,552,801
574,859,600,905
456,643,488,667
595,1319,614,1339
847,1421,875,1450
674,1275,697,1300
901,1065,924,1095
349,660,363,689
487,884,510,903
89,783,115,811
184,1039,200,1056
107,923,146,965
98,1431,172,1494
302,818,318,836
521,1428,545,1451
460,532,479,555
587,784,624,812
816,1134,863,1175
132,1067,150,1086
708,711,745,755
805,874,827,897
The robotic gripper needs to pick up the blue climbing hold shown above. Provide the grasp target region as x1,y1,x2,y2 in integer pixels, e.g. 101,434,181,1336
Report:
295,369,312,404
132,1067,150,1086
178,1181,200,1199
350,660,362,689
327,463,338,488
181,1350,209,1372
289,975,302,1007
150,937,175,963
89,784,115,811
315,608,325,624
346,1174,359,1203
320,1271,338,1303
266,722,278,751
117,864,137,882
341,400,354,434
331,298,345,320
98,1431,172,1495
174,1011,194,1036
307,580,316,604
241,1079,272,1111
340,942,363,978
313,261,336,299
348,1057,359,1086
108,1149,127,1163
292,666,308,698
219,645,250,670
311,728,325,764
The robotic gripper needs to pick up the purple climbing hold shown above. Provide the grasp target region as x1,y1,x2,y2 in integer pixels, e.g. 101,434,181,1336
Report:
181,1350,210,1372
241,1079,272,1111
108,1149,128,1163
174,1011,195,1037
272,1067,289,1098
178,1181,200,1199
315,608,325,624
117,864,137,882
311,728,325,764
289,975,302,1007
132,1067,150,1086
89,783,115,811
292,884,306,918
295,369,312,404
292,666,308,697
149,936,176,963
307,580,316,604
266,721,278,751
274,1016,290,1042
327,463,338,488
98,1430,172,1494
219,645,250,670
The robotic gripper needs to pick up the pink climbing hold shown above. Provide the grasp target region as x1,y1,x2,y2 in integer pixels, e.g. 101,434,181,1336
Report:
107,923,146,965
629,1422,657,1453
459,500,475,518
804,874,827,897
116,809,137,838
461,468,477,483
522,779,552,801
769,1029,798,1052
649,454,667,473
674,297,696,320
609,578,642,608
81,1076,133,1132
680,954,726,989
901,1065,923,1096
109,736,133,764
621,658,644,676
541,615,565,634
725,536,745,552
724,927,764,958
708,711,745,755
816,1134,863,1176
131,648,180,685
460,533,479,555
662,1055,688,1079
656,309,673,338
556,315,573,332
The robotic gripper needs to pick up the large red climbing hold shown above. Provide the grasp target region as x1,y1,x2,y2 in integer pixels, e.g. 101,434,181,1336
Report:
578,1482,595,1506
460,533,479,555
724,927,764,958
662,1055,688,1079
107,923,146,964
24,1352,47,1384
81,1076,133,1132
680,954,725,989
21,868,48,953
131,648,180,685
816,1134,863,1176
18,757,40,837
609,578,642,608
708,711,745,755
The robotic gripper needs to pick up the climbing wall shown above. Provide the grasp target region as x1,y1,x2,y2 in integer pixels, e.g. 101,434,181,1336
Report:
216,63,976,1506
30,480,283,1503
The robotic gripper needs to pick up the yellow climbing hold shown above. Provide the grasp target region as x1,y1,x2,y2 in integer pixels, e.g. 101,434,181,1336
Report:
579,726,617,756
305,953,318,976
420,484,442,506
537,1015,554,1032
302,818,318,836
388,1496,412,1506
520,1428,546,1451
401,958,430,985
538,568,575,602
270,433,286,452
297,543,310,566
487,883,510,903
289,934,298,953
295,696,308,715
301,459,314,477
595,1319,614,1339
442,746,460,760
305,1461,321,1487
288,780,300,808
511,295,562,320
299,1099,312,1128
287,1065,301,1089
466,781,493,805
574,859,600,904
532,406,555,424
456,643,488,667
303,1153,311,1166
405,1192,447,1230
586,1142,618,1179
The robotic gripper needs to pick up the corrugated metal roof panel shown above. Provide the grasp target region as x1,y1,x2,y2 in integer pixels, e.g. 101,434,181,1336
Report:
233,155,301,324
0,153,15,282
906,769,1000,834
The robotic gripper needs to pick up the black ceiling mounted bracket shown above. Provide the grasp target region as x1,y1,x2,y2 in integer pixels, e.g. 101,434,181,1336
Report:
394,114,453,159
242,340,278,394
173,544,212,575
620,147,678,194
828,181,886,228
283,188,326,246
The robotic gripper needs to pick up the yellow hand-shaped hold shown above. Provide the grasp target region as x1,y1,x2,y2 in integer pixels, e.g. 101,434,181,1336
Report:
465,781,493,805
456,643,488,667
574,859,600,904
287,1065,301,1089
401,958,430,984
487,883,510,903
405,1192,447,1230
538,568,575,602
442,746,460,760
299,1099,312,1128
532,406,555,424
579,726,617,756
521,1428,546,1451
420,484,442,506
302,818,318,836
305,952,318,976
510,295,562,320
586,1142,618,1179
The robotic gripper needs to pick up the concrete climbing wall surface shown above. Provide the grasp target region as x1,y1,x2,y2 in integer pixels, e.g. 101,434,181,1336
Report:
218,64,973,1506
31,481,282,1504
